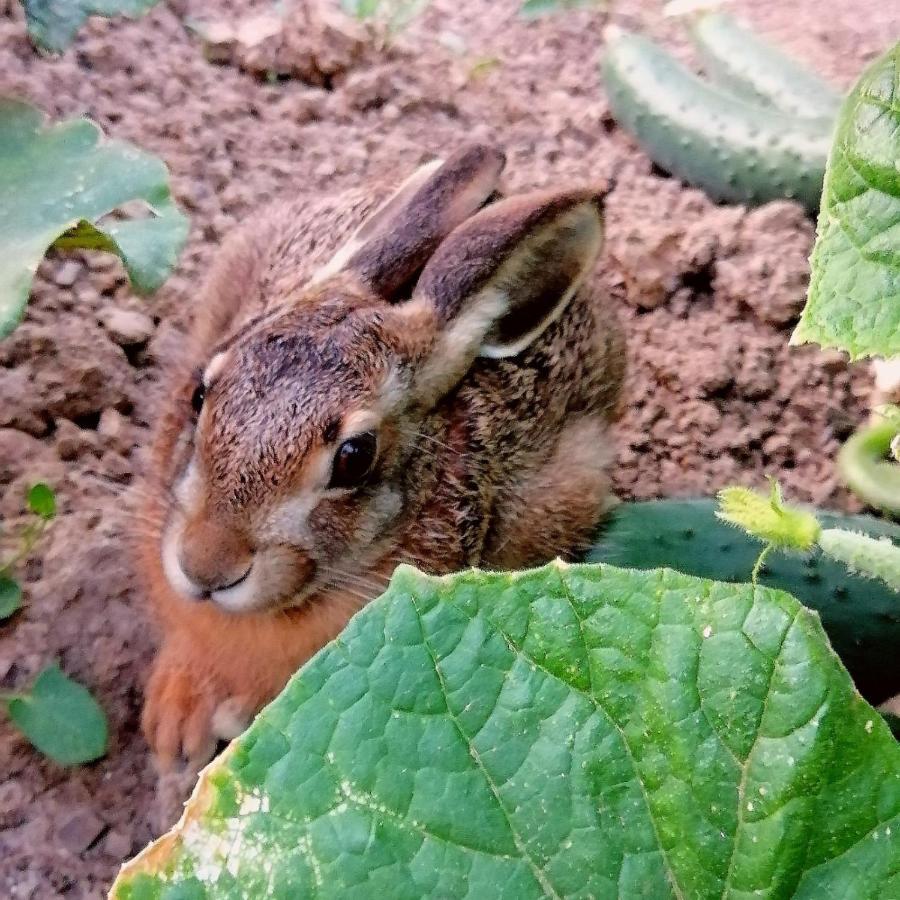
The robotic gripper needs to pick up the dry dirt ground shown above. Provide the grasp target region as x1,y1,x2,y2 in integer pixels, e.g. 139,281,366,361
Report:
0,0,896,895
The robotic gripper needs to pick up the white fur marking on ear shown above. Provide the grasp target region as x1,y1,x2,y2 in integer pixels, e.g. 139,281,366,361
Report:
410,288,508,406
479,204,603,359
311,159,444,285
478,283,574,360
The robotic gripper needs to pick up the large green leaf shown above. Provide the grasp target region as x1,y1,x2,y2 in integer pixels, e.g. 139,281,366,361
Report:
113,563,900,898
793,42,900,359
0,98,188,338
23,0,163,53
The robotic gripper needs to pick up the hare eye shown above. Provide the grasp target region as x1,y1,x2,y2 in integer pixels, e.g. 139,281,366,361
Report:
191,382,206,414
329,432,377,489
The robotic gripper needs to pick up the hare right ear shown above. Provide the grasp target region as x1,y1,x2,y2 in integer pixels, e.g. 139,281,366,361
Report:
315,144,506,299
397,188,605,406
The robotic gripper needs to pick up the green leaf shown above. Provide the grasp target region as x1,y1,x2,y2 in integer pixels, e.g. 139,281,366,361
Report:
793,42,900,359
588,499,900,705
113,563,900,898
6,663,108,765
0,98,188,339
341,0,381,17
23,0,163,53
26,482,56,520
520,0,600,16
0,575,23,619
340,0,426,26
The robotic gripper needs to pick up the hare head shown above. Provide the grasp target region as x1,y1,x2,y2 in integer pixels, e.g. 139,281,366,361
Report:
159,145,606,613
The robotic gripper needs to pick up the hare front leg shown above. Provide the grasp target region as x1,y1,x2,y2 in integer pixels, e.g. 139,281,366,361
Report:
142,631,266,772
142,586,366,769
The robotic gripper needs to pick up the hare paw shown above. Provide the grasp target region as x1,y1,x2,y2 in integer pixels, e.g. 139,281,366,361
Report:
142,653,254,772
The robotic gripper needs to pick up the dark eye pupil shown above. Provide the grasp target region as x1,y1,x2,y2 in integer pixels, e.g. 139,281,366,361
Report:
191,383,206,414
329,432,377,489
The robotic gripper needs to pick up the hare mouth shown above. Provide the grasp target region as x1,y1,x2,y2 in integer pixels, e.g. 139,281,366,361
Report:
209,565,263,612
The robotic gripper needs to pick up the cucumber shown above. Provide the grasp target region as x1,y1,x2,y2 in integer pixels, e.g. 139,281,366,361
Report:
601,26,830,212
839,422,900,516
691,12,842,122
587,499,900,704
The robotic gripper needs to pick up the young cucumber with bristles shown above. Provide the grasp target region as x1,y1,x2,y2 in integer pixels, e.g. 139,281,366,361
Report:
587,499,900,705
601,26,830,212
690,12,842,122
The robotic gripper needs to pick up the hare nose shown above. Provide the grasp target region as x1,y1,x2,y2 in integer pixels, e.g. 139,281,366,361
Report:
177,518,253,593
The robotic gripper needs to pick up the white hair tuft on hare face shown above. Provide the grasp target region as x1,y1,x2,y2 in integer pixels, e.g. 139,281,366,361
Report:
136,143,625,776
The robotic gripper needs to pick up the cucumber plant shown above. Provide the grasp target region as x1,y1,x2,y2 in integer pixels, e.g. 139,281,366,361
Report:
1,484,109,765
0,97,188,339
600,15,837,212
793,41,900,360
21,0,163,53
716,480,900,593
790,41,900,509
112,563,900,898
690,11,841,121
588,496,900,704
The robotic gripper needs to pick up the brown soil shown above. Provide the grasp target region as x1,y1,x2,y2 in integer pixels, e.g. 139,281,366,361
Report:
0,0,894,895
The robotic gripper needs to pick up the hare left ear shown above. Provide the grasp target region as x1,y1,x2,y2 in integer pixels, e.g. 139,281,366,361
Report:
316,144,505,299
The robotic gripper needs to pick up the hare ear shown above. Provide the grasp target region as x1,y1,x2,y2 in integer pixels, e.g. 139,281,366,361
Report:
402,189,604,403
316,144,505,299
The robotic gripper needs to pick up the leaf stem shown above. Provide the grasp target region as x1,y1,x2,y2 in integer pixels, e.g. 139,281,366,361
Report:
751,544,773,584
1,518,47,573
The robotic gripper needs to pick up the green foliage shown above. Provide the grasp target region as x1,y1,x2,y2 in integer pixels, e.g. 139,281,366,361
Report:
0,575,23,620
689,11,840,120
793,42,900,359
4,663,108,765
588,498,900,704
600,26,830,212
716,480,821,552
113,562,900,898
1,483,107,765
838,421,900,515
520,0,602,17
27,481,56,519
0,98,188,339
0,481,56,621
341,0,430,33
22,0,163,53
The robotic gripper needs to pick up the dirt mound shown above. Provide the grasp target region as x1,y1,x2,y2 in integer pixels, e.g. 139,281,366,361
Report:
0,0,894,894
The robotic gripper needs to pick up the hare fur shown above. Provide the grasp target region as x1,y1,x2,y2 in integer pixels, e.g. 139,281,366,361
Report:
135,145,625,772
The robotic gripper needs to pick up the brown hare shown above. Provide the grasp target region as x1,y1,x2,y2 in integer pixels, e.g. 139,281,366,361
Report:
135,144,625,773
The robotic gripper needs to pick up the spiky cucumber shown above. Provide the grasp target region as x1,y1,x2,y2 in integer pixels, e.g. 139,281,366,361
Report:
587,499,900,704
839,422,900,516
601,26,830,212
691,12,842,121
